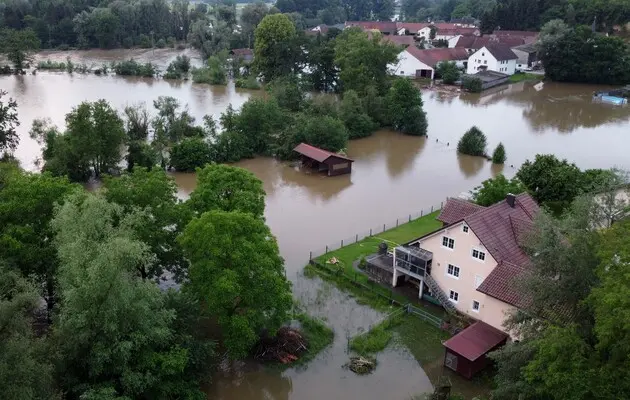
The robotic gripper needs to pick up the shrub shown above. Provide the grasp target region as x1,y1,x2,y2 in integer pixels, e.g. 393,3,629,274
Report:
291,114,348,154
492,142,506,164
113,60,157,77
56,43,70,51
457,126,487,156
192,56,226,85
138,34,152,48
266,76,306,112
173,55,191,73
386,78,428,136
235,76,261,90
65,57,74,73
436,61,461,84
340,90,376,139
156,38,166,48
122,37,133,49
38,60,66,70
306,95,340,118
163,64,182,80
169,138,213,171
462,76,482,92
434,39,449,48
167,37,176,48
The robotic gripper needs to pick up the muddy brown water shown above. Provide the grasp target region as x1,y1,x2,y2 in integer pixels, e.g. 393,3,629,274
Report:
2,51,630,399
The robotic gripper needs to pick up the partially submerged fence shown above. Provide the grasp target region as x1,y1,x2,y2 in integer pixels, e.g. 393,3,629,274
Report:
406,304,443,328
309,201,445,260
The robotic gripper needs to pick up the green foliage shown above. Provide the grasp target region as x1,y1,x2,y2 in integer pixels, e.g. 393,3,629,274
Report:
539,23,630,85
340,90,376,139
462,76,482,92
235,75,261,89
0,28,40,70
164,56,191,79
188,164,266,218
334,28,399,96
34,100,126,181
0,90,20,154
457,126,487,156
112,59,157,77
492,142,506,164
37,59,67,70
253,14,298,82
266,75,306,111
179,209,292,359
279,114,348,158
192,56,227,85
0,266,59,399
155,38,166,48
169,137,213,172
436,61,460,84
51,193,207,399
386,79,428,136
350,316,400,356
516,154,583,206
472,174,526,206
229,97,288,157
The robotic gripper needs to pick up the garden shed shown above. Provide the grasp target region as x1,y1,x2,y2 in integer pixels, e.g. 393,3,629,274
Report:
293,143,354,176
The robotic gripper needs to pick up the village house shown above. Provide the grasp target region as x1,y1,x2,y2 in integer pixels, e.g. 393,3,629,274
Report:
511,43,539,71
345,21,397,35
493,30,539,44
466,44,518,75
396,22,430,36
453,35,526,52
389,47,469,79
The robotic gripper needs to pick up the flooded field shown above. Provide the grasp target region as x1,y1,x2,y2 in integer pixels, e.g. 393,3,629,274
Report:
2,51,629,399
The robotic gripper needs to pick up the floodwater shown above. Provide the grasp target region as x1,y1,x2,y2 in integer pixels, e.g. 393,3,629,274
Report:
2,50,630,399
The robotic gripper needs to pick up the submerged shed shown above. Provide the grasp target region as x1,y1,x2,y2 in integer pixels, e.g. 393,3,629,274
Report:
443,321,508,379
293,143,354,176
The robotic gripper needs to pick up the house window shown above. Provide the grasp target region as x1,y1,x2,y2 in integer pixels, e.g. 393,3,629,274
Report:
400,71,404,75
462,225,469,233
447,264,460,278
474,274,483,288
472,249,486,261
484,60,487,64
442,236,455,249
482,52,485,56
472,300,480,312
449,290,459,303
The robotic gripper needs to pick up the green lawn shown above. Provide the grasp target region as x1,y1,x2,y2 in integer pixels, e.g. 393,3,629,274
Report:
350,313,403,356
509,72,542,83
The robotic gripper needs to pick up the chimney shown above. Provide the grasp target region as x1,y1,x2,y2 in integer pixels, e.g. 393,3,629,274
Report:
506,193,516,208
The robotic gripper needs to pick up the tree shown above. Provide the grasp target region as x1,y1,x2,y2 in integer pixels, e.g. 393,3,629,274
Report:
253,14,298,82
472,174,526,206
492,142,506,164
241,2,271,47
462,75,482,92
334,28,399,95
429,25,436,39
308,32,340,92
0,28,40,70
0,90,19,154
436,61,460,84
457,126,487,156
0,266,58,399
266,75,306,112
372,0,395,20
188,164,266,218
340,90,376,139
179,210,292,359
102,167,188,281
280,114,349,158
516,154,583,206
0,169,78,320
386,79,428,136
169,137,213,172
51,193,207,399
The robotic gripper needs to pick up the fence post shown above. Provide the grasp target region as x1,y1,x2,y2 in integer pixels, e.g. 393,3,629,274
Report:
370,228,372,236
431,205,434,212
341,239,344,247
356,234,358,243
409,214,411,222
325,245,328,254
383,224,385,232
421,210,423,217
309,251,312,261
441,201,443,209
396,219,399,227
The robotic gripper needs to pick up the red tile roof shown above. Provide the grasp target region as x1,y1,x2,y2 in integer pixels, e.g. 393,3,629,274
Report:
293,143,353,163
396,22,430,34
405,47,470,67
455,36,526,50
493,30,539,44
437,28,478,36
477,260,529,308
345,21,397,34
437,198,486,225
443,321,508,361
383,35,417,47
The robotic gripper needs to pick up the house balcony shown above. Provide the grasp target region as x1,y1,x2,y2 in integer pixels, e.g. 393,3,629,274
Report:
394,245,433,278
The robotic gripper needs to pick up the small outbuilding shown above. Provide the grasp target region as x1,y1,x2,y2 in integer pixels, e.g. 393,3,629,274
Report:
293,143,354,176
443,321,508,379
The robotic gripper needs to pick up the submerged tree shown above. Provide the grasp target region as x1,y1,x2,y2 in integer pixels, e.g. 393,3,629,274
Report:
386,78,428,136
457,126,487,156
0,90,19,154
253,14,298,82
0,28,40,70
179,209,292,359
492,142,506,164
340,90,376,139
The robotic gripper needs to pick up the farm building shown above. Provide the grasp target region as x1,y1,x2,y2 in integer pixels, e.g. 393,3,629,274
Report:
293,143,354,176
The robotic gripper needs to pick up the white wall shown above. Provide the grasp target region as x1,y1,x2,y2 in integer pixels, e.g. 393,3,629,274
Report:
447,35,461,48
389,50,434,78
417,26,431,40
466,46,516,75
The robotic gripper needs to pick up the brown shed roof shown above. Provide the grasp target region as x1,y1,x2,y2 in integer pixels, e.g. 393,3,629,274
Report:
406,47,470,67
293,143,353,163
437,198,486,225
444,321,508,361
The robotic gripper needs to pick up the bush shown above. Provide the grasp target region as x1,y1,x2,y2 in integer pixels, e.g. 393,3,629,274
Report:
38,60,66,70
56,43,70,51
436,61,461,84
163,64,182,80
306,95,340,118
122,37,133,49
192,57,226,85
492,142,506,164
173,55,191,73
340,90,376,139
462,76,482,92
235,76,261,90
167,37,176,48
386,78,428,136
434,39,449,48
113,59,157,77
290,114,348,154
457,126,487,156
266,76,306,112
156,38,166,48
169,138,213,172
138,34,152,48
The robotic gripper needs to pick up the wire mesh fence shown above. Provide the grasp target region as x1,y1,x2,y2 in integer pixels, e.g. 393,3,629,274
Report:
309,201,445,260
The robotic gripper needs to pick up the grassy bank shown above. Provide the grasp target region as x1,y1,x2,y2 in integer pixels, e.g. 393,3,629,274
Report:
509,72,542,83
304,211,442,311
350,313,403,356
290,312,334,367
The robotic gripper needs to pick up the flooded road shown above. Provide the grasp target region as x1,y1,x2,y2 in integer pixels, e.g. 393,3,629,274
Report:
2,57,630,399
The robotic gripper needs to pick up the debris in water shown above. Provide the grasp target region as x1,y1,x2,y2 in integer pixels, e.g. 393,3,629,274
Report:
344,356,376,375
253,327,308,364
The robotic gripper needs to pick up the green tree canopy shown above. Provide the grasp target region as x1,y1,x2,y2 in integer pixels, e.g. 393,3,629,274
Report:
457,126,487,156
169,137,213,172
0,90,20,154
516,154,583,207
188,164,266,218
179,210,292,359
340,89,376,139
385,78,428,136
472,174,525,206
253,14,298,82
436,61,461,84
492,142,506,164
0,28,40,70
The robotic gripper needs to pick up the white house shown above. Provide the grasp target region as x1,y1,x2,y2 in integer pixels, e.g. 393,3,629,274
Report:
389,47,469,79
466,44,518,75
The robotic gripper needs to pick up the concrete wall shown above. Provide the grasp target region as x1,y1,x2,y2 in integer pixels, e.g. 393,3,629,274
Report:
389,50,434,78
409,221,516,335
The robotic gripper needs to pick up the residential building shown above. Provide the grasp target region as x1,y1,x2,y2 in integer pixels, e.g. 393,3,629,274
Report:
493,30,539,44
466,44,518,75
396,22,430,36
511,43,539,70
454,35,526,53
435,28,479,41
382,34,417,48
389,47,469,79
345,21,397,35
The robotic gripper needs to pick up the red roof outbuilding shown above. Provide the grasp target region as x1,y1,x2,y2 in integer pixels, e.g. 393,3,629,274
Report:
444,321,508,361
